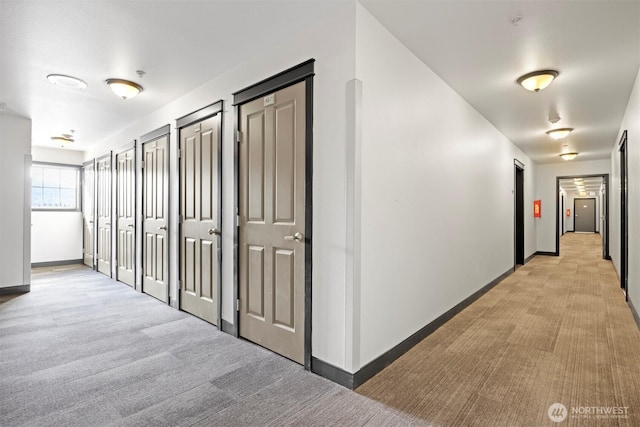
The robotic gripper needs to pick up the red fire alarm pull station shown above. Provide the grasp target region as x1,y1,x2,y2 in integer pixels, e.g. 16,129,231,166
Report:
566,208,571,217
534,200,541,218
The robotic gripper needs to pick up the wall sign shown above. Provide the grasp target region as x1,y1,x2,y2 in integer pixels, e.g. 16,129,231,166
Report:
533,200,541,218
566,208,571,217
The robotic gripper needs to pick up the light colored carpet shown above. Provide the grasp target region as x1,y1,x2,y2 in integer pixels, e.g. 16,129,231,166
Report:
357,233,640,426
1,233,637,426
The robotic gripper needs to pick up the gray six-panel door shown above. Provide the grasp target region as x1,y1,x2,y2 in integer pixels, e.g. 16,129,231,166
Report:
116,147,135,287
142,135,169,302
179,114,221,325
239,82,306,364
96,154,112,277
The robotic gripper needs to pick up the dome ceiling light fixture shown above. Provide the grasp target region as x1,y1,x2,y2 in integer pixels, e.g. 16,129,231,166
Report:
559,143,578,161
105,78,143,100
546,127,574,140
50,134,75,145
47,74,88,90
517,70,559,92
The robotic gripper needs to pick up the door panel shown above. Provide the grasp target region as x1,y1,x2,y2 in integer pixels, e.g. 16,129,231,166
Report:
82,162,95,268
179,115,221,325
116,147,135,287
239,82,305,364
574,198,595,232
96,155,111,276
142,136,169,302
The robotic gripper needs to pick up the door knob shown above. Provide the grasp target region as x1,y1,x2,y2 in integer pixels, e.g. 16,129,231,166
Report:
284,232,304,242
127,224,134,228
208,228,221,236
158,226,167,230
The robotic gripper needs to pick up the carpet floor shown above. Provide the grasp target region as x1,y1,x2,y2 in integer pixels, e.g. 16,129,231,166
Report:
1,233,638,426
357,233,640,426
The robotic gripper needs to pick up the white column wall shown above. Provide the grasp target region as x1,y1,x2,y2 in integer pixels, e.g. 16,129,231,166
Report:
0,114,31,288
536,159,611,253
611,67,640,314
354,4,536,369
84,4,356,369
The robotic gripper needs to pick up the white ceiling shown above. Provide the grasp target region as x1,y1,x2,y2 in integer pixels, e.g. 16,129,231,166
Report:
1,1,639,164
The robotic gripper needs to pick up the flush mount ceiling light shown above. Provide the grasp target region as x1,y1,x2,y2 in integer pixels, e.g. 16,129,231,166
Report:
105,78,143,99
517,70,559,92
546,127,574,140
559,143,578,161
50,134,74,144
47,74,88,90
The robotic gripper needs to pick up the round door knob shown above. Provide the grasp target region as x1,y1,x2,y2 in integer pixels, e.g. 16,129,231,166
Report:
208,228,221,236
284,232,304,242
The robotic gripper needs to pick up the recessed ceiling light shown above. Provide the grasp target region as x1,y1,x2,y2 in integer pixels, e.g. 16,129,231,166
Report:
47,74,88,90
546,128,574,140
517,70,559,92
105,78,143,100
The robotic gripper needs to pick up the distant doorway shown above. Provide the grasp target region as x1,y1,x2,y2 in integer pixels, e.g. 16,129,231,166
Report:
514,162,524,266
619,131,628,298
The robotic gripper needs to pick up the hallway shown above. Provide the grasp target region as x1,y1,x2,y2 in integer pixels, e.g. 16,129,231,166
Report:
1,233,638,426
358,233,640,426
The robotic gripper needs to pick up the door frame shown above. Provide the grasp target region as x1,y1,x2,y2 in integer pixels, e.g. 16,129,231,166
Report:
555,174,610,258
514,159,525,267
232,59,315,369
176,100,224,327
561,194,565,235
82,159,97,270
114,141,137,287
619,130,628,298
573,197,596,233
140,125,171,303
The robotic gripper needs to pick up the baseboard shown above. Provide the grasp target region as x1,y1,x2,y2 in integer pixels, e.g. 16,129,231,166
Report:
0,284,30,295
31,259,83,268
312,267,514,390
628,299,640,331
605,255,612,261
221,319,236,335
311,357,354,389
535,251,557,257
524,253,536,263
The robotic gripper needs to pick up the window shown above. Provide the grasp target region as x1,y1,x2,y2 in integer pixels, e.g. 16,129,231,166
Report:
31,163,80,210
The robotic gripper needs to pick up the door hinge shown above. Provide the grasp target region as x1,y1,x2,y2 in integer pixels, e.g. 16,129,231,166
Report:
235,130,242,143
141,160,145,169
178,148,183,159
236,214,241,225
179,215,184,223
236,298,241,311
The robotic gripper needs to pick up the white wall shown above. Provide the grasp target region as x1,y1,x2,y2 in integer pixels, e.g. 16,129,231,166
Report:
611,67,640,313
0,114,31,288
84,4,356,369
31,147,84,264
353,4,537,369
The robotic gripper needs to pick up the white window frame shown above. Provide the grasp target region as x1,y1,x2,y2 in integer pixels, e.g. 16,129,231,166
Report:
31,162,81,211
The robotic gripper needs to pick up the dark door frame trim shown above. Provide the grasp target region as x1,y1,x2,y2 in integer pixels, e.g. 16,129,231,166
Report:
139,125,171,304
573,197,596,233
514,160,525,267
619,130,628,299
232,59,315,370
175,101,224,328
555,174,610,258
